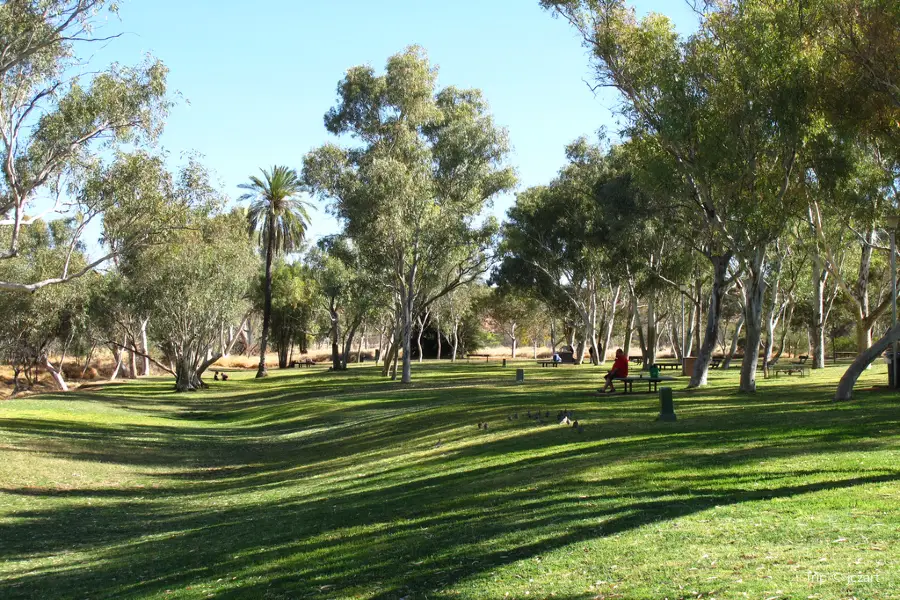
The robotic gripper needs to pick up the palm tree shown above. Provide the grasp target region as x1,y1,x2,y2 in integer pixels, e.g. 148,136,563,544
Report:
240,166,312,378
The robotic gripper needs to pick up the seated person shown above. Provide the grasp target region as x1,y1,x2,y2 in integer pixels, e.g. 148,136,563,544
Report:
552,352,562,363
600,348,629,393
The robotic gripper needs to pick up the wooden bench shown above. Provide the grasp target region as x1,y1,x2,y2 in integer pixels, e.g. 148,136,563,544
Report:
290,359,316,368
466,353,491,362
710,357,722,369
607,375,675,394
537,360,560,367
629,355,643,364
774,366,809,378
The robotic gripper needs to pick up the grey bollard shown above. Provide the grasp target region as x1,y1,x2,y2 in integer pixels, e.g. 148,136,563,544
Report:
657,387,676,421
515,368,524,384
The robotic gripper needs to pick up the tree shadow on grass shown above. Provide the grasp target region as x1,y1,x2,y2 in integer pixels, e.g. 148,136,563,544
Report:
1,366,898,598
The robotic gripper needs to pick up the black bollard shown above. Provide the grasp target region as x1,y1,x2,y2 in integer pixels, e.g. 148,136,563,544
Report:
657,387,676,421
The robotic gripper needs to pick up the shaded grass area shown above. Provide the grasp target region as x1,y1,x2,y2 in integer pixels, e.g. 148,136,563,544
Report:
0,361,898,599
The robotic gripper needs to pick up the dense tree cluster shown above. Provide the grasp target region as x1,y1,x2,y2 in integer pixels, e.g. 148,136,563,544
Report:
1,1,897,400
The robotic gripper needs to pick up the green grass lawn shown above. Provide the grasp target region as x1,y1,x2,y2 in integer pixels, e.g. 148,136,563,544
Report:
0,361,897,600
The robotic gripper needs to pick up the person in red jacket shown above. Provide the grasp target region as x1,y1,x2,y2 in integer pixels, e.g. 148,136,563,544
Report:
600,348,629,393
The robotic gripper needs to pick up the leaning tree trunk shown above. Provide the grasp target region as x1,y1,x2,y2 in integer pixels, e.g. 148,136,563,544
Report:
690,255,730,387
835,322,900,401
740,249,768,392
40,356,68,392
257,219,276,378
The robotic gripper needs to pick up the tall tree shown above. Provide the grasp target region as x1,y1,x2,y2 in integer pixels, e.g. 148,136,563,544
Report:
543,0,815,391
240,166,312,378
304,46,515,383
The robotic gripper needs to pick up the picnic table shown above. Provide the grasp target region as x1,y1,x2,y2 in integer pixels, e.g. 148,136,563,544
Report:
652,362,681,371
290,358,316,368
629,355,643,364
537,360,560,367
467,353,491,362
710,357,722,369
609,375,676,394
773,365,809,378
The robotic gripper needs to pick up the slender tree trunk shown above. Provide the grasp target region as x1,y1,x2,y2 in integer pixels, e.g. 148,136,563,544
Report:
721,315,745,370
341,320,361,369
330,298,342,371
451,321,459,362
690,255,730,387
740,249,768,392
623,299,636,359
109,336,126,381
773,302,794,361
647,296,657,366
691,276,703,355
510,322,517,358
357,324,366,364
140,319,150,376
436,315,442,360
811,255,827,368
257,219,276,378
41,356,68,392
600,285,620,365
417,315,426,363
400,260,418,384
533,336,538,359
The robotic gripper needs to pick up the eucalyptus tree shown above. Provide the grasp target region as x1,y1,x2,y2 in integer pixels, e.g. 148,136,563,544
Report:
495,137,619,365
240,166,312,378
129,209,257,392
804,132,896,359
304,47,515,383
310,236,382,371
542,0,816,391
480,289,543,359
0,219,93,392
0,0,170,292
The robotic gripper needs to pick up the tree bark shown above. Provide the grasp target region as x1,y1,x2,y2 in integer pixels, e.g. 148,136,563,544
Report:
623,299,636,359
41,355,68,392
835,322,900,401
140,319,151,376
740,248,768,392
436,315,442,360
451,321,459,362
811,255,828,368
690,255,730,387
721,315,744,370
256,217,276,378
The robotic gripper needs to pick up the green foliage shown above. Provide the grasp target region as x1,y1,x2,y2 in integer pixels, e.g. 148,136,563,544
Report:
0,219,93,386
305,46,515,381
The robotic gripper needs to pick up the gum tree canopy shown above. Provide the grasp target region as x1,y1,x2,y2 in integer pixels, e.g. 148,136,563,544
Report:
304,46,516,383
0,0,170,292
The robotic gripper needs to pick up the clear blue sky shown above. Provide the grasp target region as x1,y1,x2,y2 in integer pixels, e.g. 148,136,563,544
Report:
89,0,698,244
